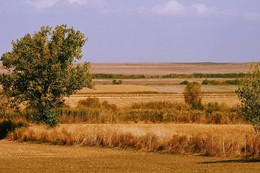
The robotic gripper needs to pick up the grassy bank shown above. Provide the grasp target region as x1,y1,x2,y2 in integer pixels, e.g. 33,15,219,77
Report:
8,124,260,157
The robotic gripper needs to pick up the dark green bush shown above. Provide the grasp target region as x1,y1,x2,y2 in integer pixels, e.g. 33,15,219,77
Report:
0,120,26,139
112,79,123,85
202,80,220,85
180,80,189,85
202,79,241,85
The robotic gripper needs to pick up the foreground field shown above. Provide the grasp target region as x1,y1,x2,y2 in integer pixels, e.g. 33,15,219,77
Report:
0,140,259,173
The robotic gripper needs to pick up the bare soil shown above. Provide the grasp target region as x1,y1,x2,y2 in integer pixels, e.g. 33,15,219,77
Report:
0,140,259,173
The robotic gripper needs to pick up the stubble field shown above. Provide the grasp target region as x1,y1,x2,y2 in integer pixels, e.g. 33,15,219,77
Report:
1,140,260,173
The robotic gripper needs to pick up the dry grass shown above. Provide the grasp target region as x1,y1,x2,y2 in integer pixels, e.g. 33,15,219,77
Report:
9,124,260,157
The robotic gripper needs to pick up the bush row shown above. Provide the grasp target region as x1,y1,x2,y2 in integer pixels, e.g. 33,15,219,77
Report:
180,79,241,85
92,73,246,79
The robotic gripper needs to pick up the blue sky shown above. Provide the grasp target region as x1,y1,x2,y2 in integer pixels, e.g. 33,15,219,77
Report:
1,0,260,62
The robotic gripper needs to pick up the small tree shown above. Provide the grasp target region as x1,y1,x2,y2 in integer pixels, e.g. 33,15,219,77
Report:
184,82,203,109
0,25,92,126
236,64,260,132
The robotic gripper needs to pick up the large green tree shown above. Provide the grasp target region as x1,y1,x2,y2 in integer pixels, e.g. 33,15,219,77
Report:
0,25,92,126
236,64,260,132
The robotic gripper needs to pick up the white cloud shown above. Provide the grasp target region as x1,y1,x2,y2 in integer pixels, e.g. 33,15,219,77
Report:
24,0,108,10
138,0,213,17
67,0,108,7
24,0,59,10
138,0,260,21
192,4,217,16
150,0,187,16
67,0,88,5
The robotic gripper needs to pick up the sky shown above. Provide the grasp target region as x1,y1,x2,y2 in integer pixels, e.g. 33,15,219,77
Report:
0,0,260,62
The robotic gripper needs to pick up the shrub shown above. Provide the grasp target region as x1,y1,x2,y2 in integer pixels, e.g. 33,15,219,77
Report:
112,79,123,85
202,80,220,85
0,120,26,139
184,82,203,110
180,80,189,85
102,101,117,112
78,97,101,108
202,79,241,85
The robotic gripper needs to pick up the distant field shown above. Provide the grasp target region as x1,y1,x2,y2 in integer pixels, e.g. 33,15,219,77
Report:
90,62,251,75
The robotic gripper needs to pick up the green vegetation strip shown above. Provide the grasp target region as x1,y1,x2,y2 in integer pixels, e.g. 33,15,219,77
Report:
93,73,246,79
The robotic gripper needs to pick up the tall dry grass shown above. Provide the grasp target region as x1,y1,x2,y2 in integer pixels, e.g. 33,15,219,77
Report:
58,100,244,124
8,124,260,157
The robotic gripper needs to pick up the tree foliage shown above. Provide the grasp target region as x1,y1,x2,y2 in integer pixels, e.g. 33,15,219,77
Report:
184,82,203,110
236,64,260,131
0,25,92,126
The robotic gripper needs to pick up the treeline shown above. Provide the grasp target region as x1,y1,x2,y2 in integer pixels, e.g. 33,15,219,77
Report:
180,79,241,85
162,73,246,78
93,74,145,79
202,79,241,85
92,73,246,79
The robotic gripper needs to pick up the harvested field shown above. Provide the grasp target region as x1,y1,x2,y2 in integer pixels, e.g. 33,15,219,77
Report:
1,140,259,173
90,62,251,75
78,85,238,94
